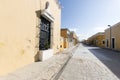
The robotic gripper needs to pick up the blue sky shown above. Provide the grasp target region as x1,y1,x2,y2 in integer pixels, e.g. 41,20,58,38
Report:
59,0,120,40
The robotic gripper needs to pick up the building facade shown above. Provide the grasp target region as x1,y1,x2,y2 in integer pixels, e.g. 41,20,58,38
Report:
70,31,79,46
61,29,79,49
61,28,71,48
0,0,61,75
87,32,105,47
59,37,64,52
105,22,120,51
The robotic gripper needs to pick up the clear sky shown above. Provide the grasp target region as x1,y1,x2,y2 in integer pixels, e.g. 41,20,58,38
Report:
59,0,120,40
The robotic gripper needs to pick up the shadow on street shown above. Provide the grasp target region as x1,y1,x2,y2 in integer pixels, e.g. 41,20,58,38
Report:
83,44,120,79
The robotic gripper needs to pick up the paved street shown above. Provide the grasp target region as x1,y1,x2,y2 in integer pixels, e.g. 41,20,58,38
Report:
1,44,120,80
58,44,120,80
86,45,120,79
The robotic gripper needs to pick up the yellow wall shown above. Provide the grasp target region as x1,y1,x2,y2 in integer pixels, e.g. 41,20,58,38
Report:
95,35,105,47
87,33,105,47
0,0,37,75
64,38,69,48
74,38,78,45
105,22,120,51
59,37,64,52
61,30,79,48
0,0,61,75
61,29,67,38
61,29,69,48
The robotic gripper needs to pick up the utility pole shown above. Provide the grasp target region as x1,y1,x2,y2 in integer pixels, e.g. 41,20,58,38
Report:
108,25,111,49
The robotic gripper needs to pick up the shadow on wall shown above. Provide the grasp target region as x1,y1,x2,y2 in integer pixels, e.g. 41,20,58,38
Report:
34,52,40,62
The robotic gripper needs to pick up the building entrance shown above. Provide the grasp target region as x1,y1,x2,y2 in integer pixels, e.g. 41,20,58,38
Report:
112,38,115,49
39,16,51,50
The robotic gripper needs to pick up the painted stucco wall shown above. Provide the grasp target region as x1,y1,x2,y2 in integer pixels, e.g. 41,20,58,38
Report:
0,0,61,75
105,28,110,48
61,29,69,48
70,32,78,45
105,22,120,51
95,35,105,47
59,37,64,52
87,33,105,47
0,0,38,75
61,29,67,38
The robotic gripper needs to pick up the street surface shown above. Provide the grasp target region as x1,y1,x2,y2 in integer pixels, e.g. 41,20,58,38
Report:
0,46,76,80
58,44,120,80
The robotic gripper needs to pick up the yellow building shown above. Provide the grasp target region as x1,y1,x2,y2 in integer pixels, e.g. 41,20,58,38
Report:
0,0,61,75
70,31,79,45
61,28,71,48
105,22,120,51
87,32,105,47
61,29,79,49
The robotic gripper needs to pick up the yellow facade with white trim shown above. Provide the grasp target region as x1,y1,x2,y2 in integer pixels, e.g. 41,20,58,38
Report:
0,0,61,75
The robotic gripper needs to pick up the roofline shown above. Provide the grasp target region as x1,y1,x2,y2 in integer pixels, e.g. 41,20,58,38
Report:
105,22,120,31
61,28,71,32
87,32,104,40
54,0,61,9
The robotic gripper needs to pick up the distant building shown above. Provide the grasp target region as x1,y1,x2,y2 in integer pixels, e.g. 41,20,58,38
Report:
87,32,105,47
61,28,79,49
70,31,79,46
105,22,120,51
61,28,71,48
0,0,61,75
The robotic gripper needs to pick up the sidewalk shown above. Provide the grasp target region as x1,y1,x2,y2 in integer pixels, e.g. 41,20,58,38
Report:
0,45,78,80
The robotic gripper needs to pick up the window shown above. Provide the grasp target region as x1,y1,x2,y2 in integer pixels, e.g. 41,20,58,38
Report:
39,16,51,50
102,41,105,44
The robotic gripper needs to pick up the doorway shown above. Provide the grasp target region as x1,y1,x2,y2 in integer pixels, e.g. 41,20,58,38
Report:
112,38,115,49
39,16,51,50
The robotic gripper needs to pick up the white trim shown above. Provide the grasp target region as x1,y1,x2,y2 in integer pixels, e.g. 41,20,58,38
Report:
106,39,109,48
41,10,54,22
50,22,54,48
39,49,53,61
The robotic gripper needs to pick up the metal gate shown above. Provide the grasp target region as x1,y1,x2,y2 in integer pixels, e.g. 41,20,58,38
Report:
39,16,51,50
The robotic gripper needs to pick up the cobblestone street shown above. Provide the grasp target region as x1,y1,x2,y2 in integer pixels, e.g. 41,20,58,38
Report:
58,44,120,80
